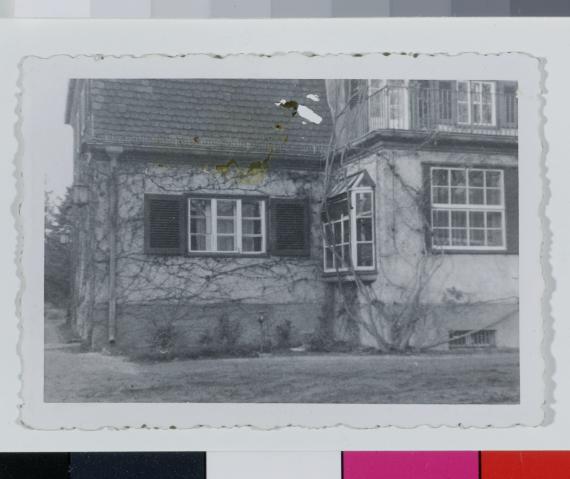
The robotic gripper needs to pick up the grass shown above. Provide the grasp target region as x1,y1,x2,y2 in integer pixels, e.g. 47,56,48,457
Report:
45,322,519,404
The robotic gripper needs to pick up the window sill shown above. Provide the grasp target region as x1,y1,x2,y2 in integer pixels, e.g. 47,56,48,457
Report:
322,270,378,283
186,252,270,259
430,248,515,255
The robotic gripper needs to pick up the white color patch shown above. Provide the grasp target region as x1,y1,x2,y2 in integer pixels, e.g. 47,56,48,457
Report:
306,93,320,102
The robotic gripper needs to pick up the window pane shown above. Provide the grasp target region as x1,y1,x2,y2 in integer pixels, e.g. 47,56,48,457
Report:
451,211,467,227
482,104,493,124
487,230,503,247
451,228,467,246
486,189,501,205
342,244,350,267
470,229,485,246
487,211,502,228
486,171,501,187
457,103,469,123
242,218,261,235
433,210,449,227
342,219,350,243
472,104,481,124
357,243,373,267
457,82,468,101
217,236,235,251
433,228,449,246
242,200,261,218
432,169,448,186
218,218,235,234
357,218,372,241
451,187,466,204
469,211,485,228
243,236,262,253
325,247,334,269
451,170,466,186
469,188,484,205
333,222,342,243
217,200,236,217
432,187,449,204
190,217,208,234
469,170,484,187
356,192,372,215
326,199,348,221
190,199,210,217
190,234,210,251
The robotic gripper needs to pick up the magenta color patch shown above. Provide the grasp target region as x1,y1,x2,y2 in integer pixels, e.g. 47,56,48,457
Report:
343,451,479,479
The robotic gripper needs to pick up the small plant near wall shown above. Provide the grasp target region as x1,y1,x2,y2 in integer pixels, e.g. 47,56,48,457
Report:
148,322,177,358
274,319,293,350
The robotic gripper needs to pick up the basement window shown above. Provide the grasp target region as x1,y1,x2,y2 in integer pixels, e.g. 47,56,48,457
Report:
449,329,497,349
322,171,375,274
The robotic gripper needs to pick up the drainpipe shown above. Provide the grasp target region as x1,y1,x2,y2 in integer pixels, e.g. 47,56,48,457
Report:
105,146,123,344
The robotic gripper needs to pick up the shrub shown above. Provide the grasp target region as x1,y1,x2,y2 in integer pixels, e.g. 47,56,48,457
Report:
148,322,177,358
274,320,293,349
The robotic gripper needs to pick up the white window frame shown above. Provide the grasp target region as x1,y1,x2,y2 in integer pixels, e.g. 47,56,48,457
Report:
323,188,376,273
188,197,266,255
430,166,506,252
456,80,497,127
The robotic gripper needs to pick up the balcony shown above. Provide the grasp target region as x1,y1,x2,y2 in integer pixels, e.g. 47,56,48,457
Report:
363,82,518,141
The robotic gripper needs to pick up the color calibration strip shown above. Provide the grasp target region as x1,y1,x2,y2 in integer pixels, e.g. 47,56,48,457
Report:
1,451,570,478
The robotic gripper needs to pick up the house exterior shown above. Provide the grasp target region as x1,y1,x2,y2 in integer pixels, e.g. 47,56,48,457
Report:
64,78,518,356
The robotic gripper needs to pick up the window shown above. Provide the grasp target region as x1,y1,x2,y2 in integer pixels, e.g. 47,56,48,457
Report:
457,80,496,126
322,171,375,273
188,197,266,254
449,329,497,349
430,167,506,251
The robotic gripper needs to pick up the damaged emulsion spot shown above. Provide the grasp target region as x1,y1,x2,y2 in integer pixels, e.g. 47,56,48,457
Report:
276,99,299,116
276,99,322,125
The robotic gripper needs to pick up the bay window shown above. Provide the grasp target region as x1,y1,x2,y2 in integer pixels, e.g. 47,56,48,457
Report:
322,171,375,273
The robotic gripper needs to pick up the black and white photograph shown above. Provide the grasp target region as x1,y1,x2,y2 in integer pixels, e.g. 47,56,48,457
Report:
18,53,544,428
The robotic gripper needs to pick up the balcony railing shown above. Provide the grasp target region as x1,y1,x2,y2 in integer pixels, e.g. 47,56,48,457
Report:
367,85,518,138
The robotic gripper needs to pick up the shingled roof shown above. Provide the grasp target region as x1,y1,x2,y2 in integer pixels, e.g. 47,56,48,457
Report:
68,79,332,163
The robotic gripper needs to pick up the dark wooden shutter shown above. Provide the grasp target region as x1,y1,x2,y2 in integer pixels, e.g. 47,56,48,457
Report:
270,198,310,257
497,81,518,129
421,164,433,252
504,167,519,254
144,194,185,255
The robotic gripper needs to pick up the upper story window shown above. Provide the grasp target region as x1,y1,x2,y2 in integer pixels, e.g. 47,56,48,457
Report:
457,81,496,126
430,166,506,251
189,197,266,254
322,171,375,273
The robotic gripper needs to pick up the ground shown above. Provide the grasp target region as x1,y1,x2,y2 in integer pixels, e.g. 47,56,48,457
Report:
45,318,520,404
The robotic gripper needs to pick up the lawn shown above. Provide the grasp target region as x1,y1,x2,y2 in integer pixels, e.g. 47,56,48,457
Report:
45,337,519,404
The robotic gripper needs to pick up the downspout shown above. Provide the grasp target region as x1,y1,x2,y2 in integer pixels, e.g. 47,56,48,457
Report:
105,146,123,344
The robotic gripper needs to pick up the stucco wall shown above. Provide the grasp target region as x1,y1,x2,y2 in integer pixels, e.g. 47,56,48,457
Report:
340,146,519,349
80,153,327,353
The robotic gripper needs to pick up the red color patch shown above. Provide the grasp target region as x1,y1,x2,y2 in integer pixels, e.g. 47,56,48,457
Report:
481,451,570,479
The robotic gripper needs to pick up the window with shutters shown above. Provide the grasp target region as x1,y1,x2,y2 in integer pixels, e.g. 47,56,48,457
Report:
188,197,266,254
430,166,507,251
322,171,375,273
